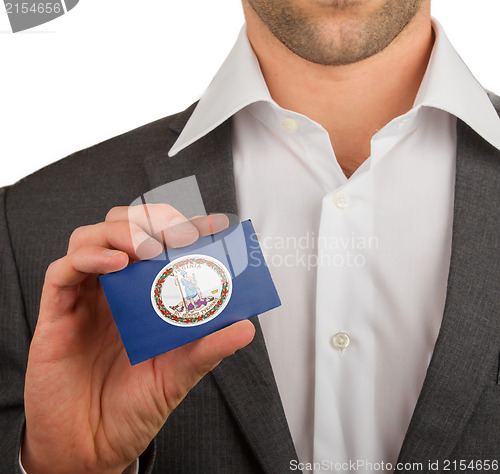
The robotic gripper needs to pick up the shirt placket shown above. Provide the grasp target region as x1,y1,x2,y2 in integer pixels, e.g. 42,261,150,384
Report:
313,170,377,471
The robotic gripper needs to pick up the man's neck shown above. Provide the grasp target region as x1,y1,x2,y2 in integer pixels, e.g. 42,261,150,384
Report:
244,5,434,178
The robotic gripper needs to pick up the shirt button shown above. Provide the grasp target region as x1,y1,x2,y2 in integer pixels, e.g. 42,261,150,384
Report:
333,192,350,210
282,118,299,133
331,332,350,350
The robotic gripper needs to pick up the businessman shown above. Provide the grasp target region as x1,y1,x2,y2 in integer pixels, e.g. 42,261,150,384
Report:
1,0,499,473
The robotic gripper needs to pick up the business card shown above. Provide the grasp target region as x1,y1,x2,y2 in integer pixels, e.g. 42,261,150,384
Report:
100,219,280,365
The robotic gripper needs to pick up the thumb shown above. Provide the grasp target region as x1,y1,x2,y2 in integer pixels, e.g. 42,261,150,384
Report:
153,320,256,407
186,319,256,373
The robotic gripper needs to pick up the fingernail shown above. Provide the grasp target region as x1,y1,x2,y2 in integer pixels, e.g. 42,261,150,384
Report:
103,249,123,257
170,217,197,234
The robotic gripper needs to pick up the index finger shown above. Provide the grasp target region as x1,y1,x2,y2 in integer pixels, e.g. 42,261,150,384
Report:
106,205,230,249
106,204,199,249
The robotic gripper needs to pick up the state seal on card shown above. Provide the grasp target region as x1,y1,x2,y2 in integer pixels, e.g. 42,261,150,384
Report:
151,255,232,327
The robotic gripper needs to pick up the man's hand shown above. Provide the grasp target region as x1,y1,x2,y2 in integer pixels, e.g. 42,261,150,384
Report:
22,205,255,474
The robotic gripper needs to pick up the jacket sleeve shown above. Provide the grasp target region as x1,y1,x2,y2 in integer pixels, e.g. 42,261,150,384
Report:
0,185,158,473
0,186,31,474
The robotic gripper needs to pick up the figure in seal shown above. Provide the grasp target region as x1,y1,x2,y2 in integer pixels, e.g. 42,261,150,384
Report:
180,271,207,311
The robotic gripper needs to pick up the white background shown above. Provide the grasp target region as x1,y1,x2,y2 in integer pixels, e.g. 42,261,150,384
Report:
1,0,499,187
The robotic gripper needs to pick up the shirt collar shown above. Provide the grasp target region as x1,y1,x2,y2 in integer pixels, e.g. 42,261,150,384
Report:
414,19,500,150
169,26,272,157
169,20,500,157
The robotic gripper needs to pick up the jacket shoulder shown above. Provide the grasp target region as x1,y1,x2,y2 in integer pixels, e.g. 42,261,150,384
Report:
9,103,196,195
4,103,197,226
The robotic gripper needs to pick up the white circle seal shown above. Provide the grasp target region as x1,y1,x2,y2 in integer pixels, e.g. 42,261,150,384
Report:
151,254,232,327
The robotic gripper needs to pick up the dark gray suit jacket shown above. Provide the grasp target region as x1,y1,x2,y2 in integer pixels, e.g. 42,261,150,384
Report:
0,97,499,473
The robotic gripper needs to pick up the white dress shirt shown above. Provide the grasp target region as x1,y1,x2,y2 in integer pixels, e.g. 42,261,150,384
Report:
169,19,500,473
22,20,498,474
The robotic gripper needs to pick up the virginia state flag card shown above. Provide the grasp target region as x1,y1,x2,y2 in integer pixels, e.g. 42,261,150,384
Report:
100,220,281,365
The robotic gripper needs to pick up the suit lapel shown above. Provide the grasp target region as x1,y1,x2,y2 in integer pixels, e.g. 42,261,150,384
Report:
211,321,299,473
143,104,238,218
143,108,298,472
396,119,500,467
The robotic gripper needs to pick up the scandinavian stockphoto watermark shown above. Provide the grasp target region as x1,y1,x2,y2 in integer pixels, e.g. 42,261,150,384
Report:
3,0,79,32
249,231,379,271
